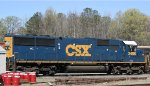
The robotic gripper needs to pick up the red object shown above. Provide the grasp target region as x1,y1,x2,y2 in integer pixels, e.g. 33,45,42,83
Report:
29,73,36,83
6,71,11,74
8,72,15,75
1,73,6,81
0,42,5,48
20,73,25,80
23,73,30,82
4,75,12,86
12,75,20,86
14,72,20,76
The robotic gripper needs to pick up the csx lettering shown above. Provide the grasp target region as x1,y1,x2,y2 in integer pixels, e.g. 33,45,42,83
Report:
66,44,91,56
128,52,136,56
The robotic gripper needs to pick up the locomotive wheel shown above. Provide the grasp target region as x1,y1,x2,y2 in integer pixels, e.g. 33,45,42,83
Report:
126,67,133,75
49,70,55,76
35,69,40,76
138,67,144,74
112,67,120,75
107,66,112,75
107,70,111,75
48,66,57,76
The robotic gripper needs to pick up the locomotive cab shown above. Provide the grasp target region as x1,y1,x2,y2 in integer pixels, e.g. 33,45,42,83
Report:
123,41,137,55
127,45,137,56
123,41,144,62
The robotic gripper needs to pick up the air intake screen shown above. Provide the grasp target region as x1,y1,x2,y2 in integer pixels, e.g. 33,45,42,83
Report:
36,38,55,47
14,37,35,46
97,40,109,46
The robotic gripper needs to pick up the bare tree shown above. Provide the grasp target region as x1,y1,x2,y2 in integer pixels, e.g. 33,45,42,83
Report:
56,13,67,37
67,12,81,38
3,16,21,34
43,8,57,36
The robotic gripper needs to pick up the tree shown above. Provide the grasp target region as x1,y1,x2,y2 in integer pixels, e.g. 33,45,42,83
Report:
55,13,67,37
100,16,111,38
108,9,150,45
3,16,21,34
107,11,123,39
119,9,149,45
67,12,81,38
43,8,57,36
0,20,7,41
25,12,44,35
16,27,27,34
80,8,101,38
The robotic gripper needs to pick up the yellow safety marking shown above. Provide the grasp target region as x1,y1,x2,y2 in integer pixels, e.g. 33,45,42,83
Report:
17,61,146,64
4,37,13,58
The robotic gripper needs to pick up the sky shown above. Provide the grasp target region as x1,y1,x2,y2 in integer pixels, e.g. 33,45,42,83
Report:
0,0,150,20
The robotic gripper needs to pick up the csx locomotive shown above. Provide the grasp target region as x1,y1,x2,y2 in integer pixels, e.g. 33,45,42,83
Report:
4,34,147,75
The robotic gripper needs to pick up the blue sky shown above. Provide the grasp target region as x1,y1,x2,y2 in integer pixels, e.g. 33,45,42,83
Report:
0,0,150,20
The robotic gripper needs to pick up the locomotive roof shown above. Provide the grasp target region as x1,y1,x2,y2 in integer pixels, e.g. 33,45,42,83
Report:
123,41,137,46
5,34,122,40
5,34,124,44
5,34,56,39
5,34,137,45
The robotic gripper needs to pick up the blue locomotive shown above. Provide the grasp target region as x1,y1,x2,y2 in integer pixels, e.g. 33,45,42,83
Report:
4,35,146,75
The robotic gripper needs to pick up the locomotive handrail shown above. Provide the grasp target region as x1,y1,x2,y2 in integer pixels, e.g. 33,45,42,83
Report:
138,46,150,49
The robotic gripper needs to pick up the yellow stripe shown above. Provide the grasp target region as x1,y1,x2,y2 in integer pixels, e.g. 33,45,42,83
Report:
17,61,146,64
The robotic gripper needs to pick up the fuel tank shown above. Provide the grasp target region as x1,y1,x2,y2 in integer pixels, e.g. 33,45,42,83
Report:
65,66,108,73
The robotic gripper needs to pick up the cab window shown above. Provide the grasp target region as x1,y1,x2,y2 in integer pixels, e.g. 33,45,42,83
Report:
128,45,136,52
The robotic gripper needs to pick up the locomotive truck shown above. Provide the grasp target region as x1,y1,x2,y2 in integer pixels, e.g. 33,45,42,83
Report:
4,34,147,75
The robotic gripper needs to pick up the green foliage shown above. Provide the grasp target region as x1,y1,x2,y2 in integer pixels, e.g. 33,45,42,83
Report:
43,8,57,35
121,9,148,39
108,9,150,45
25,12,43,35
0,20,6,41
80,8,101,37
24,8,150,45
80,8,100,27
0,8,150,45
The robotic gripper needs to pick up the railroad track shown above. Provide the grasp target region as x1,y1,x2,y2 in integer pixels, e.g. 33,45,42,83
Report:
49,73,148,85
55,77,147,85
19,73,150,86
54,73,147,76
116,84,150,86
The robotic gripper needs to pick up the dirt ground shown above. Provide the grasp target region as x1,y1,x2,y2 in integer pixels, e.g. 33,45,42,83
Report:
20,73,150,86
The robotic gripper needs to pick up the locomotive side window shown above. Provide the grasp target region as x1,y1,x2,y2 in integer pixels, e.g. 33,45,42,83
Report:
14,37,35,46
128,45,137,52
36,38,55,47
97,40,109,46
